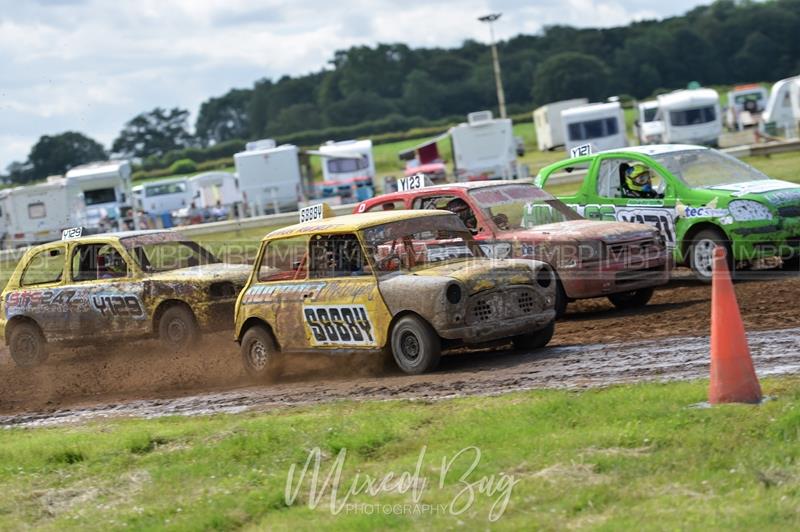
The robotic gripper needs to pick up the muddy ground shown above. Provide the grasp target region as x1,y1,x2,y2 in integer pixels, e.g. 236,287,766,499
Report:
1,270,799,424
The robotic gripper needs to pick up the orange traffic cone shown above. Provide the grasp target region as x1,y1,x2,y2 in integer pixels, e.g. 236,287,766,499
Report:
708,246,762,404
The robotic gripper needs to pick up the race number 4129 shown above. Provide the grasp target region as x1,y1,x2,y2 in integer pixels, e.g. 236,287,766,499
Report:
396,174,425,192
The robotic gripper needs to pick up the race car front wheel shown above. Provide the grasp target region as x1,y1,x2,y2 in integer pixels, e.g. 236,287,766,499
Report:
158,305,199,350
9,322,48,368
390,315,441,375
512,321,555,351
689,229,732,282
607,287,655,310
241,325,283,380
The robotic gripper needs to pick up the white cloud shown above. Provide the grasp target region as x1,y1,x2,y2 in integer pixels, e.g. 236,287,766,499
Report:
0,0,708,170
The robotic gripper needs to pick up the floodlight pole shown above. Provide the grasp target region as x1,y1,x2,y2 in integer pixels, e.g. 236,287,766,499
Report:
479,13,507,118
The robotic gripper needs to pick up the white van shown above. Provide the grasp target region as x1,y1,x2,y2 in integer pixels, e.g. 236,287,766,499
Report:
64,160,134,231
533,98,588,150
233,140,302,215
656,88,722,146
634,100,664,145
561,102,628,154
451,111,518,181
725,84,768,130
761,76,800,138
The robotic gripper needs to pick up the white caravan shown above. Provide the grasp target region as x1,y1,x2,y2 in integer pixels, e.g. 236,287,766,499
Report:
451,111,518,181
233,139,302,215
533,98,589,150
561,102,628,154
761,76,800,138
64,160,134,231
187,171,242,210
318,139,375,184
725,84,768,130
635,100,665,145
137,178,191,215
4,177,75,247
656,88,722,146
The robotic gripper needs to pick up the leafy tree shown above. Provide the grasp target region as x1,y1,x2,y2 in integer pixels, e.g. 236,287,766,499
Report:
324,91,396,127
265,103,324,136
112,107,194,159
195,88,252,146
27,131,106,181
5,161,35,185
532,52,611,104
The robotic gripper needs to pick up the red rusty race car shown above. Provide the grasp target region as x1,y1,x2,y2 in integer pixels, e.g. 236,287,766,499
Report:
354,181,670,316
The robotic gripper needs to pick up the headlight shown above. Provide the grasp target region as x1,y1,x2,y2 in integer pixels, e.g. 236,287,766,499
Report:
578,240,603,262
446,283,463,304
728,200,773,222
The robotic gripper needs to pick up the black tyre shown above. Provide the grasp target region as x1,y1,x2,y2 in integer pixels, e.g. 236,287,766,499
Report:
158,305,199,350
554,279,568,319
689,229,732,282
390,315,441,375
240,325,283,380
781,254,800,273
512,321,555,351
9,322,48,368
607,287,655,310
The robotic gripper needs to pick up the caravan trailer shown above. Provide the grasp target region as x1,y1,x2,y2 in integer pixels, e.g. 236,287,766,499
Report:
138,178,191,215
656,89,722,146
64,160,134,231
533,98,588,150
762,76,800,138
187,172,241,210
451,111,518,181
725,84,768,131
561,102,627,154
233,140,302,215
317,139,375,202
634,100,664,145
4,178,75,247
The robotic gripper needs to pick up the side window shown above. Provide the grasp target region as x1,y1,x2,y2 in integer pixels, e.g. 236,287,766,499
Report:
70,243,129,281
258,236,310,282
309,234,368,278
597,159,623,198
28,202,47,219
603,159,664,199
412,195,479,233
21,248,65,286
539,162,589,197
366,200,404,213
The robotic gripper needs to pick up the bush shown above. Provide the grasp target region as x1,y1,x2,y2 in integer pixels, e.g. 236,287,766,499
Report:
168,158,197,175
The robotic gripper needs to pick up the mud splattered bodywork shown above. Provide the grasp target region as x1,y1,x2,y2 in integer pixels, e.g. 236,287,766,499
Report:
235,211,556,357
0,230,250,348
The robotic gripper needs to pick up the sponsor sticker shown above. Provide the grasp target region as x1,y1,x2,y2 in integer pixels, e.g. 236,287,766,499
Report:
303,305,376,346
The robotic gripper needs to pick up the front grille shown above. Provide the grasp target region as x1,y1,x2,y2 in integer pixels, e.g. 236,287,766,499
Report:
467,286,542,325
778,206,800,218
605,238,661,262
615,265,665,284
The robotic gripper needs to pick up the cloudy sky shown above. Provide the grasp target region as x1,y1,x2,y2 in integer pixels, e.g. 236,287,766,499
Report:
0,0,709,171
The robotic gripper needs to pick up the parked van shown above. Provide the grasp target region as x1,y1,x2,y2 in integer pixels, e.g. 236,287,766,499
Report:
561,102,627,154
725,84,768,131
634,100,664,145
762,76,800,138
233,139,302,215
450,110,518,181
533,98,589,150
64,160,134,231
656,88,722,146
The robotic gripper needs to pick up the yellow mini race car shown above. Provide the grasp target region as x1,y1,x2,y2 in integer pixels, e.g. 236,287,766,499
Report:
234,210,557,377
1,229,251,367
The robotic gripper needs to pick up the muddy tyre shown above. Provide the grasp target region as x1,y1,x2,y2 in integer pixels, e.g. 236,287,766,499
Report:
9,322,48,368
607,287,654,310
241,325,283,380
781,255,800,273
158,305,199,350
554,279,568,319
390,315,441,375
512,321,555,351
689,229,732,282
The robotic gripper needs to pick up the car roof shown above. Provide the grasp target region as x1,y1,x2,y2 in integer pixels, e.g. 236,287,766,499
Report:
599,144,708,157
264,210,453,240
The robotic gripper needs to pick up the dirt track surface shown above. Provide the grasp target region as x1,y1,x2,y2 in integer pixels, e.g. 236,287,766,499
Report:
1,271,799,426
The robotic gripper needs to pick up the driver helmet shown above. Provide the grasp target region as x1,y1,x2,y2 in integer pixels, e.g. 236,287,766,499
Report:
103,248,126,275
445,198,476,228
625,164,653,193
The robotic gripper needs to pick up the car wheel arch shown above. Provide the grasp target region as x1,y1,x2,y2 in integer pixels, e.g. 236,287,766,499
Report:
680,221,730,265
237,317,279,349
388,310,438,346
152,299,195,335
5,315,42,345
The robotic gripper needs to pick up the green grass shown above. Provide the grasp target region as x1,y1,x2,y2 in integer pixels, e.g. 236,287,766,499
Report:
1,377,799,529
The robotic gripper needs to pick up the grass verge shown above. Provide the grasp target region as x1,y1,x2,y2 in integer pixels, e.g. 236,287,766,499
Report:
1,377,799,529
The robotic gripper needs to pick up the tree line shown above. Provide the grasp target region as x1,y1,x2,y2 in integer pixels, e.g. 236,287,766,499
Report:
5,0,800,184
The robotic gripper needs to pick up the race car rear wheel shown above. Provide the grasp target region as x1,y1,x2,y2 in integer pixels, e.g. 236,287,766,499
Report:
689,229,732,282
9,322,48,368
512,321,555,351
158,305,199,350
390,315,441,375
607,287,655,310
241,325,283,380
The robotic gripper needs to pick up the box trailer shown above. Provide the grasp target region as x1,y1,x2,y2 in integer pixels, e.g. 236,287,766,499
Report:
656,88,722,146
725,84,768,131
533,98,588,151
451,111,518,181
634,100,665,145
64,160,135,231
761,75,800,138
561,102,627,154
233,140,302,215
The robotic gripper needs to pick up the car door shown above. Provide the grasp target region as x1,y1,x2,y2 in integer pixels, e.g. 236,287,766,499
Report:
9,244,69,337
584,155,679,248
64,241,147,338
300,233,392,350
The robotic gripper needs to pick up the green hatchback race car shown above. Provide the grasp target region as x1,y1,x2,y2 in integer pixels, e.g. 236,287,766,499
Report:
535,144,800,279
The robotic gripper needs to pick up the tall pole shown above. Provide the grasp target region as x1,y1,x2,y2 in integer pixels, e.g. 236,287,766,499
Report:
479,13,507,118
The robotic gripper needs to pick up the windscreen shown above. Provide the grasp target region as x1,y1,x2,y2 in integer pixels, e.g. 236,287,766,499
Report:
326,156,368,174
470,184,582,230
568,117,619,141
145,182,187,197
652,148,769,188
